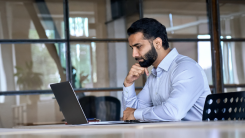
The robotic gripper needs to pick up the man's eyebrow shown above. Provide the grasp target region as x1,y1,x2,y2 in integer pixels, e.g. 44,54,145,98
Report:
130,43,141,47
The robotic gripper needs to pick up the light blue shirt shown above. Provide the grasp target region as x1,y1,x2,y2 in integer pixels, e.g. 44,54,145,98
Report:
122,48,211,121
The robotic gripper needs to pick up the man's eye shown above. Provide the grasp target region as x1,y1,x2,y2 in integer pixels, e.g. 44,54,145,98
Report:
137,46,141,49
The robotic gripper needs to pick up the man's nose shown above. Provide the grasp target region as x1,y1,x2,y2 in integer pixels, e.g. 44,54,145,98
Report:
132,48,139,58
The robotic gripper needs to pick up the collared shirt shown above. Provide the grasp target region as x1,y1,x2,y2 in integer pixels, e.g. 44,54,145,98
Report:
122,48,211,121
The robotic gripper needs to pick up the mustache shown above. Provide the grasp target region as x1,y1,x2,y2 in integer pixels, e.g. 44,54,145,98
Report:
135,57,144,61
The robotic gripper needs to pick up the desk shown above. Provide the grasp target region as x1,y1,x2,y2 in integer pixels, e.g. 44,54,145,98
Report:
1,121,245,138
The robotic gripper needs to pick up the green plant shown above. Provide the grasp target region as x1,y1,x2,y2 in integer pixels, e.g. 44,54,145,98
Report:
14,61,43,90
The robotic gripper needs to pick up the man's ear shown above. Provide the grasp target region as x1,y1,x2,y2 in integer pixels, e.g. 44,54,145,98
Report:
153,37,162,50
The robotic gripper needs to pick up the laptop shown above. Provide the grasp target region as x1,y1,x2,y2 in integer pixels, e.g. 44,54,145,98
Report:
50,81,151,125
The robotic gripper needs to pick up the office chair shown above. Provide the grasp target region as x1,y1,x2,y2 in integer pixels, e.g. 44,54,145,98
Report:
79,96,97,119
79,96,121,121
95,96,121,121
203,91,245,121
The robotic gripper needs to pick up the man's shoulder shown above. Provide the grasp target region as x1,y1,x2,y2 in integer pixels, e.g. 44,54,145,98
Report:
174,54,197,65
170,54,200,73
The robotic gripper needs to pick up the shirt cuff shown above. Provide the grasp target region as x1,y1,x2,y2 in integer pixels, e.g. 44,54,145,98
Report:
134,108,145,120
123,83,136,98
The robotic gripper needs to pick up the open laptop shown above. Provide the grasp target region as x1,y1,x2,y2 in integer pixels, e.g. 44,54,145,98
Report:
50,81,151,125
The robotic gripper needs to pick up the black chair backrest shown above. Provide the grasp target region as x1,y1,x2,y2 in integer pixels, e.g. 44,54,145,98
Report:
96,96,121,121
79,96,96,119
203,91,245,121
79,96,121,121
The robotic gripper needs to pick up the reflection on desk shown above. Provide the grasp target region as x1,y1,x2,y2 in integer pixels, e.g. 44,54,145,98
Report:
1,121,245,138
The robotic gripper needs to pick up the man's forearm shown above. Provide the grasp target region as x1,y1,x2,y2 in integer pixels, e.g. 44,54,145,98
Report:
122,83,138,109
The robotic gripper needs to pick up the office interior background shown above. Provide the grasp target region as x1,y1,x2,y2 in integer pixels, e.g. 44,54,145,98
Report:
0,0,244,128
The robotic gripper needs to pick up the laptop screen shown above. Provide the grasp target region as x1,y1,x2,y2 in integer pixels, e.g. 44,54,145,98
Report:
50,81,88,124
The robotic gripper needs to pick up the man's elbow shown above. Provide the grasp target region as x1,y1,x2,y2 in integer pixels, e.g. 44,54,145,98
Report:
169,114,182,121
164,112,184,121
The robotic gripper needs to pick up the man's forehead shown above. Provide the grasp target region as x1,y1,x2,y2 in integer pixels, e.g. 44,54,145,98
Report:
128,32,145,46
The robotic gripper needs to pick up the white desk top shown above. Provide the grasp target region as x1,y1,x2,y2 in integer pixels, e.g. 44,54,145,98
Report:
1,121,245,138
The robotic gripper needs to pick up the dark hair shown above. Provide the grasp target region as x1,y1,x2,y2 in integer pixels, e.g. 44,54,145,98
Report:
127,18,169,50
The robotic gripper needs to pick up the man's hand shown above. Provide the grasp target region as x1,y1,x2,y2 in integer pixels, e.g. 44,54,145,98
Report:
124,63,149,87
123,107,136,120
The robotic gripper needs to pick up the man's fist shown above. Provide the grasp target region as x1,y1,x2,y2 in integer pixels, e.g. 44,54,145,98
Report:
123,107,136,120
124,63,149,87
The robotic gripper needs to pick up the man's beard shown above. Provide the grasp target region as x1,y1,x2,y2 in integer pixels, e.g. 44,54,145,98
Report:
135,43,158,67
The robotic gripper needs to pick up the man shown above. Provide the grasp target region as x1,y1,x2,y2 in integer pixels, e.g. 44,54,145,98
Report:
122,18,211,121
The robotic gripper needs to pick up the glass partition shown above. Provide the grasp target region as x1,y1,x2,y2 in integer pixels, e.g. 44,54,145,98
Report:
0,0,218,129
0,0,64,39
224,88,245,93
0,43,66,92
143,0,209,39
70,42,144,89
221,42,245,85
68,0,139,39
0,92,126,127
219,1,245,38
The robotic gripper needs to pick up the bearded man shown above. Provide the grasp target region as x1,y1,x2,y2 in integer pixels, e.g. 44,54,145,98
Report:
122,18,211,121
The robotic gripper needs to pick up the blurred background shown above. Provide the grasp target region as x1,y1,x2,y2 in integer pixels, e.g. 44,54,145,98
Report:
0,0,244,128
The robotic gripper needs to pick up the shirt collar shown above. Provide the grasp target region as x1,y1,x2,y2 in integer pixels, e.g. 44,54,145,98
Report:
151,48,179,76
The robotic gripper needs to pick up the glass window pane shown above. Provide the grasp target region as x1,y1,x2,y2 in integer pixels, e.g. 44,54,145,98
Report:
69,0,139,39
0,95,64,128
221,42,245,84
143,0,209,39
219,1,245,38
0,92,125,128
70,42,144,90
169,42,213,85
224,88,245,93
0,43,65,91
0,0,64,39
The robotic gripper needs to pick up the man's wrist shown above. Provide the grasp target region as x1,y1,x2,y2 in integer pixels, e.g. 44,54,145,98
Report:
123,83,136,98
134,108,145,120
131,110,136,120
123,80,133,87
